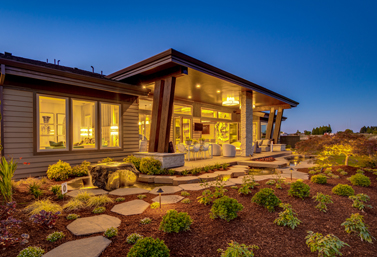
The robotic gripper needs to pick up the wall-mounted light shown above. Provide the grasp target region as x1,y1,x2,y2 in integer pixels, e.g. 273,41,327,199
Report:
188,96,192,99
196,84,201,88
217,90,221,93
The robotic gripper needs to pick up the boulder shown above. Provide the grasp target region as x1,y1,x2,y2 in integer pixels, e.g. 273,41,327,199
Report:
89,162,139,191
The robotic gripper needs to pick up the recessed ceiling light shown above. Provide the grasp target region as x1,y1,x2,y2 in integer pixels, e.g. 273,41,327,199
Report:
217,90,221,93
196,84,201,88
188,96,192,99
142,86,146,89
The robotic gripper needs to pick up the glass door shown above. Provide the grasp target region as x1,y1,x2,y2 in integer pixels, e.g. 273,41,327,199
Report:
174,117,191,145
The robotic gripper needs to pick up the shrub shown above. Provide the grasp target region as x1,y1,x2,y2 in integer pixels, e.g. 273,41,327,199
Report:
313,192,333,212
212,179,228,198
251,188,281,212
104,227,118,238
100,157,114,163
266,180,276,185
306,231,349,257
349,194,372,211
159,210,193,233
181,191,190,196
47,160,72,181
340,171,348,176
46,231,65,242
336,168,344,172
127,233,144,244
274,203,301,229
197,189,213,205
221,163,230,169
74,191,94,202
116,197,125,202
288,180,310,199
140,218,152,224
332,184,354,196
25,199,63,215
71,161,90,177
330,174,340,179
0,156,18,202
139,157,162,175
51,185,63,200
218,241,259,257
137,195,146,199
341,213,375,243
66,214,80,220
349,174,371,187
311,174,327,184
92,207,106,214
30,210,60,228
127,237,170,257
28,182,43,199
231,186,238,189
238,184,251,195
17,246,45,257
308,170,318,175
356,169,365,174
182,199,191,204
124,155,141,171
63,199,86,211
210,196,244,222
150,202,160,209
86,195,113,208
0,201,22,247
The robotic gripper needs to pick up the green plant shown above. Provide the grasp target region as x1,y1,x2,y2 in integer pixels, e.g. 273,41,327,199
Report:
274,203,301,229
212,178,228,198
159,210,193,233
221,163,230,169
1,201,22,247
182,198,191,204
210,196,244,222
251,188,281,212
150,202,160,209
313,193,333,212
127,237,170,257
288,179,310,199
356,169,365,174
349,194,372,211
116,197,125,202
124,155,141,170
181,169,189,176
0,156,18,202
137,194,147,199
66,214,80,220
330,174,340,179
266,180,276,185
47,160,72,181
336,168,344,172
238,184,251,195
104,227,118,238
127,233,144,244
217,241,259,257
71,161,90,177
214,163,222,169
181,191,190,196
140,157,162,175
274,173,285,189
17,246,45,257
30,210,60,228
63,199,86,211
140,217,152,224
231,186,238,189
332,184,354,196
28,182,43,199
311,174,327,184
51,185,63,200
86,195,114,208
25,199,63,215
100,157,114,163
46,231,65,242
341,213,375,243
197,189,213,205
305,231,349,257
349,174,371,187
74,191,94,202
340,171,348,176
92,206,106,214
190,167,201,175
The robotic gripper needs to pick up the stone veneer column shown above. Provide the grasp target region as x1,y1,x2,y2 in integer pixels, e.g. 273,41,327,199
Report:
240,91,253,156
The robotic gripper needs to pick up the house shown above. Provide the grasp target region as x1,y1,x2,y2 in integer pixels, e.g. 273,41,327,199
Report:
0,49,299,179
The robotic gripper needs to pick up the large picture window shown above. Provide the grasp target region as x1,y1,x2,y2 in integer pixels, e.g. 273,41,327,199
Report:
38,95,68,151
72,100,97,150
101,103,120,148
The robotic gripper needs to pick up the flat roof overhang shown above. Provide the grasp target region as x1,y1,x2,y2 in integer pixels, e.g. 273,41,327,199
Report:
107,49,299,109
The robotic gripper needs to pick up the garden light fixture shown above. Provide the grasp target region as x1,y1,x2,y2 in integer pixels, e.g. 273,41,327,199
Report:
157,188,164,209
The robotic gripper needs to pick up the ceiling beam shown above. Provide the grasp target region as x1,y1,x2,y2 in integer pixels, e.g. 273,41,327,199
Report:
253,104,291,112
139,65,188,86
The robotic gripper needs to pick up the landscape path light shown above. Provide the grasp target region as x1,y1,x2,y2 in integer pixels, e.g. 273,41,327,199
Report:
290,168,293,181
157,188,164,209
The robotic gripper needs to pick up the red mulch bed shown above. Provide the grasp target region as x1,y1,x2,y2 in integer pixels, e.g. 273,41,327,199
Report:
3,166,377,257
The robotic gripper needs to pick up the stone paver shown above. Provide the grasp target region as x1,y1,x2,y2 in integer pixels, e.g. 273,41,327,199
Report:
231,170,247,177
67,188,108,197
149,186,182,195
209,180,236,187
111,199,150,216
152,195,184,204
154,176,176,184
228,178,244,185
173,176,200,186
109,187,149,196
179,183,209,191
137,174,156,183
198,173,219,182
67,214,120,236
213,171,234,178
43,236,111,257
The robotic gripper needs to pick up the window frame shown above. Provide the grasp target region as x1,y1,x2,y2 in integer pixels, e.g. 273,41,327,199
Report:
99,101,122,149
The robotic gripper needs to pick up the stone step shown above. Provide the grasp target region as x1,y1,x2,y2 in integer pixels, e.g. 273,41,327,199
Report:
173,176,200,186
67,214,121,236
111,199,150,216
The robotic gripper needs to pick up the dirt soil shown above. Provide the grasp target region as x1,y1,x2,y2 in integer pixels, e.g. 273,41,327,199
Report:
3,165,377,257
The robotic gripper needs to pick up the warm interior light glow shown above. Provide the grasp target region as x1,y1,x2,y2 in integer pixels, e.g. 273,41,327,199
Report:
217,90,221,93
188,96,192,99
196,84,201,88
253,104,255,108
142,86,146,89
110,126,119,130
146,121,149,124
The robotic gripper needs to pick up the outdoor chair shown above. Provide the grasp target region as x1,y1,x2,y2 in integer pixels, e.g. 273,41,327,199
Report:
254,141,261,153
201,143,210,158
212,144,222,156
259,139,271,152
191,144,201,160
223,144,236,157
177,143,189,160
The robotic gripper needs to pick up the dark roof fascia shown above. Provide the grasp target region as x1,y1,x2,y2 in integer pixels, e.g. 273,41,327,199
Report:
0,57,150,96
107,49,299,107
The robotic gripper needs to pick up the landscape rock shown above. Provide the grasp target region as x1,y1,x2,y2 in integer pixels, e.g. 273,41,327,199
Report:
67,214,121,236
111,200,150,216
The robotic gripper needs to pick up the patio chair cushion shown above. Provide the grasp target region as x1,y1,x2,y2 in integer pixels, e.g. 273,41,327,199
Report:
261,139,271,146
223,144,236,157
212,144,221,156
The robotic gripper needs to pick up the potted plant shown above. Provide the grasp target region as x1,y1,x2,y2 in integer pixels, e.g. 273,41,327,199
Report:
199,138,205,144
185,138,193,145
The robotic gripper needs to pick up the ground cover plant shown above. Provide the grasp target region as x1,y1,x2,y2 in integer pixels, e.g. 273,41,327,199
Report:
305,231,349,257
24,199,63,215
159,210,193,233
92,206,106,214
1,201,22,247
313,192,333,212
104,227,118,238
273,203,301,229
127,237,170,257
150,202,160,209
349,194,372,211
341,213,375,243
17,246,45,257
46,231,65,242
30,210,60,228
218,241,259,257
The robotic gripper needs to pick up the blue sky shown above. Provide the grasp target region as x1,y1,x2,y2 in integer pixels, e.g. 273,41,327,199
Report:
1,0,376,133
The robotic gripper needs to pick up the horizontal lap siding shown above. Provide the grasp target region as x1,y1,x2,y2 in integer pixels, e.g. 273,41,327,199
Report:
3,88,140,179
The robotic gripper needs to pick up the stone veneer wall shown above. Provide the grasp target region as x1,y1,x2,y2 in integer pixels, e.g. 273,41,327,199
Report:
133,152,185,169
240,91,253,156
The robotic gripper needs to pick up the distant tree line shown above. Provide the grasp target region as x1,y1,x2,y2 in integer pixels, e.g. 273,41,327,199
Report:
311,125,332,135
360,126,377,134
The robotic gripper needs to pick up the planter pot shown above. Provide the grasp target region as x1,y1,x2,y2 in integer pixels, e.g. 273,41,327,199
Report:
186,141,192,145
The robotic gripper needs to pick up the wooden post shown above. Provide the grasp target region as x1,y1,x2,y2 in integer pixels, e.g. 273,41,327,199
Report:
273,107,284,144
265,107,275,139
148,80,165,152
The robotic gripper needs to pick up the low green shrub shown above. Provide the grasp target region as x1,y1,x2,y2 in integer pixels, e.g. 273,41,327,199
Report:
238,184,251,195
332,184,354,196
127,237,170,257
47,160,72,181
159,210,193,233
181,191,190,196
46,231,65,242
25,199,63,215
231,186,238,190
313,192,333,212
104,227,118,238
197,189,213,205
340,171,348,176
150,202,160,209
251,188,281,212
92,206,106,214
210,196,244,222
305,231,349,257
288,180,310,199
137,195,147,199
70,161,90,177
139,157,162,175
127,233,144,244
356,169,365,174
266,180,276,185
218,241,259,257
349,174,371,187
100,157,114,163
330,174,340,179
311,174,327,184
341,213,375,243
66,214,80,220
86,195,114,208
123,155,142,170
182,199,191,204
274,203,301,229
17,246,45,257
28,182,43,199
51,185,63,200
140,217,152,224
336,168,344,173
349,194,372,211
116,197,125,202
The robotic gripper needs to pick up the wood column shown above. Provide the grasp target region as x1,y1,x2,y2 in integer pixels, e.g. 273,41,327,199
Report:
265,107,275,139
272,107,284,144
148,77,176,153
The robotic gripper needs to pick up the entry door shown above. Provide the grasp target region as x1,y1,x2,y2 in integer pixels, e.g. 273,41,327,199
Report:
173,117,191,145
